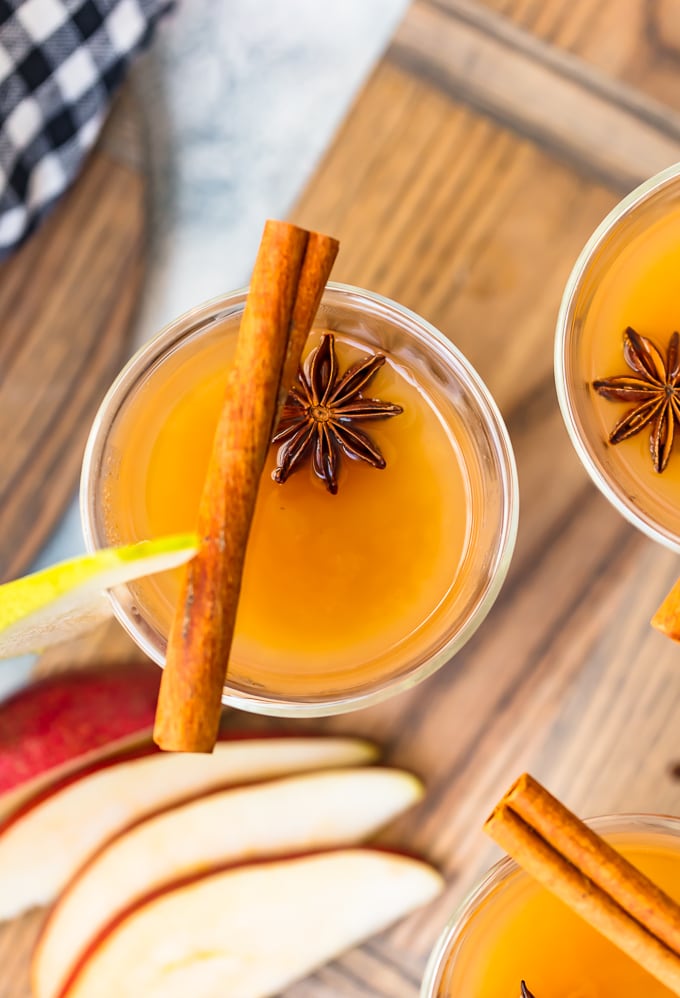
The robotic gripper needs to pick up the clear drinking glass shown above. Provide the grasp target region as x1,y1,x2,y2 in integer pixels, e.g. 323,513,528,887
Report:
81,283,518,717
555,162,680,553
421,814,680,997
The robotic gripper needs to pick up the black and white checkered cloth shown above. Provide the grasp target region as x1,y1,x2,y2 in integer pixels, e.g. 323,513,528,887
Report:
0,0,171,258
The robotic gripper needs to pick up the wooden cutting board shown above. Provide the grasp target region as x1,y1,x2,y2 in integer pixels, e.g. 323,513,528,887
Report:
0,85,147,583
6,2,680,995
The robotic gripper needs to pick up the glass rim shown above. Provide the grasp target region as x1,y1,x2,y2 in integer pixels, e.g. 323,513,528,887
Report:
81,282,519,717
554,160,680,554
420,811,680,997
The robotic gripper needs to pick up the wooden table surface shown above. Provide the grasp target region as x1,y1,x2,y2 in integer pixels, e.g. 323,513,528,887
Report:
5,1,680,995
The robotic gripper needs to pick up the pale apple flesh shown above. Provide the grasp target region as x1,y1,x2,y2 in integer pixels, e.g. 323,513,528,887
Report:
0,735,377,920
57,849,443,998
33,765,423,998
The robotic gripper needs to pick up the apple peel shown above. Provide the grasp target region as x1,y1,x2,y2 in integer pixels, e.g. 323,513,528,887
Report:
0,663,160,799
34,766,423,998
0,729,148,828
54,849,443,998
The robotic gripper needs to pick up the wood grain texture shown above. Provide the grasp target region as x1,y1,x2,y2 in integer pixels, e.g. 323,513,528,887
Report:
472,0,680,108
0,86,147,583
4,1,680,995
391,0,680,190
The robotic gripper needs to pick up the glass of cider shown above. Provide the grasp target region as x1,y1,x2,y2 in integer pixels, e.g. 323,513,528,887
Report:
556,162,680,551
421,814,680,998
81,284,518,716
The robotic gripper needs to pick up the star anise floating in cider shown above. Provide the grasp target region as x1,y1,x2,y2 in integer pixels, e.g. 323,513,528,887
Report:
593,326,680,473
273,332,403,494
520,983,536,998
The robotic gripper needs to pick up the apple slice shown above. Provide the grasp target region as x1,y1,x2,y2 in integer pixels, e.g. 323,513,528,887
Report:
56,848,443,998
0,734,377,920
0,534,197,658
34,766,423,998
0,663,160,803
0,729,148,829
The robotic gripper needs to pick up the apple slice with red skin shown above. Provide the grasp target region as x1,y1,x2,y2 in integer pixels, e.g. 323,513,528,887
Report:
0,734,377,920
54,848,443,998
34,766,423,998
0,663,160,812
0,729,148,827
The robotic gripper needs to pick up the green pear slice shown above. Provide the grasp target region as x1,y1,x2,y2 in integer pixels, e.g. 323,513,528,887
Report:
0,534,199,658
56,849,443,998
34,766,423,998
0,734,377,920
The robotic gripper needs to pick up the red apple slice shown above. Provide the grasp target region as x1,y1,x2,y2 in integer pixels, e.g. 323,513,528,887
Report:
34,766,423,998
0,734,377,920
56,848,443,998
0,730,148,827
0,663,160,805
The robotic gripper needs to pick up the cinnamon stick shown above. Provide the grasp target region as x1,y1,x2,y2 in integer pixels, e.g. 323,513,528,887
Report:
652,577,680,642
277,230,339,412
485,774,680,993
153,220,338,752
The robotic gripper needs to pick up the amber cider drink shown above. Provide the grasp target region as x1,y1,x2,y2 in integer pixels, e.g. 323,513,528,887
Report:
82,285,517,715
556,163,680,551
422,817,680,998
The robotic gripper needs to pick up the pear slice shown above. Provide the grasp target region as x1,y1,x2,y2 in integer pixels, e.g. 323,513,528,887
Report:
0,534,198,658
56,848,443,998
0,734,377,920
34,767,423,998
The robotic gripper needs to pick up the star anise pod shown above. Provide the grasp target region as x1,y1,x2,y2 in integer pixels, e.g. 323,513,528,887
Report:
272,332,403,494
520,983,536,998
592,326,680,473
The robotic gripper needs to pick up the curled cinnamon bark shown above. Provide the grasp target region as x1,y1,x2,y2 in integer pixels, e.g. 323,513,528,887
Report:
153,220,338,752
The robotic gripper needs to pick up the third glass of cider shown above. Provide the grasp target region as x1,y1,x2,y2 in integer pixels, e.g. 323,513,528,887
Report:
422,815,680,998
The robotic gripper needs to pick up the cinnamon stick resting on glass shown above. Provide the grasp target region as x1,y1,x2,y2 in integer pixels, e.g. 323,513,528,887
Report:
485,773,680,995
153,220,338,753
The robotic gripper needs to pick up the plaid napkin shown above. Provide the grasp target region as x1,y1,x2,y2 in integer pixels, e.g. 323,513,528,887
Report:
0,0,172,258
